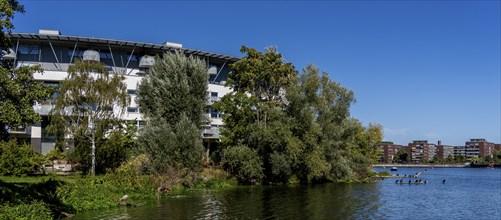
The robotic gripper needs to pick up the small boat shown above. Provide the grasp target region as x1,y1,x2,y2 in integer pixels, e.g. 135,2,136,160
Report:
391,167,398,171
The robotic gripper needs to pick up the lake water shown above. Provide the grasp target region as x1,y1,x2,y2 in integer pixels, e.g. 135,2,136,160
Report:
74,168,501,219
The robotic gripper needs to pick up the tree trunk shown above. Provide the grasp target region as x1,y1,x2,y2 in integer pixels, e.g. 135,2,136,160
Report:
206,142,211,164
91,132,96,176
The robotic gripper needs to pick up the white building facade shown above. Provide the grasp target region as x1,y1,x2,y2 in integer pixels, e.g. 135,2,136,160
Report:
4,30,238,154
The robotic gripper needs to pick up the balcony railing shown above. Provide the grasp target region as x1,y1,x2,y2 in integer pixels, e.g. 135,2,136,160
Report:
7,125,31,134
201,127,220,139
34,102,55,115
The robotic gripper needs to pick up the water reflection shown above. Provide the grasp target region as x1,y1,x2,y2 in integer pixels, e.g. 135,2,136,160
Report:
74,183,381,220
72,168,501,220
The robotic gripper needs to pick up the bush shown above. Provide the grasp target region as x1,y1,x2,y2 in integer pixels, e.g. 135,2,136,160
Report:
0,140,44,176
0,201,52,220
44,147,66,162
223,145,264,184
140,116,204,173
194,168,237,189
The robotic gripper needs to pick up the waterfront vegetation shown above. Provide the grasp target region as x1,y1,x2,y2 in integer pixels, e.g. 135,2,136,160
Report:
2,1,379,219
0,47,383,219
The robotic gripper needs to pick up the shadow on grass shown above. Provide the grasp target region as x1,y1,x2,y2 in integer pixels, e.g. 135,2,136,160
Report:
0,177,75,218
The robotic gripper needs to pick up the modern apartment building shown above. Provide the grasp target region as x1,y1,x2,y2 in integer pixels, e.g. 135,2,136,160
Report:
436,140,455,160
377,142,403,163
406,140,436,163
465,138,495,160
3,29,238,154
454,146,466,158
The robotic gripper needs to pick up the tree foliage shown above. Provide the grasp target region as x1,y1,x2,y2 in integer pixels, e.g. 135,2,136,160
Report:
0,65,56,140
0,140,44,176
393,148,410,163
0,0,24,51
228,46,297,101
48,60,129,175
215,47,383,184
137,50,208,127
136,51,207,173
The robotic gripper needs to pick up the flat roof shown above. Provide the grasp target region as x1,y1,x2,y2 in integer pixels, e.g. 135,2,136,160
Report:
7,32,240,62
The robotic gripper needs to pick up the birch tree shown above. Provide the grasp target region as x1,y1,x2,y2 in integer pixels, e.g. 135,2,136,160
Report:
49,60,128,176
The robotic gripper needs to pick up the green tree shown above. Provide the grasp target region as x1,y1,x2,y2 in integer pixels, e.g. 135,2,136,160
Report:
48,60,129,176
228,46,297,101
0,140,44,176
137,51,208,127
0,1,55,140
393,148,410,163
492,150,501,163
215,46,299,183
454,155,466,163
0,0,24,51
136,51,207,173
94,120,138,174
445,154,454,164
0,66,56,140
217,47,382,184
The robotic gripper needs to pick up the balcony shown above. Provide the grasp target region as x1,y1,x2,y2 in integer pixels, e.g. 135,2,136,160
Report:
7,125,31,135
201,127,220,139
34,102,55,115
208,96,221,104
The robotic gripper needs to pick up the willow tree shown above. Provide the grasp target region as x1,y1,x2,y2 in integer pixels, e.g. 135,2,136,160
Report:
136,51,207,173
49,60,128,176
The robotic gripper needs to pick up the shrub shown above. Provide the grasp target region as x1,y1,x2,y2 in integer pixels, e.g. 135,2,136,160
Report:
0,201,52,220
139,116,204,174
0,140,44,176
44,147,66,161
223,145,264,184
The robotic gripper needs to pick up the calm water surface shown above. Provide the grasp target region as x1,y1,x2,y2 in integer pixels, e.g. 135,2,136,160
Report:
74,168,501,219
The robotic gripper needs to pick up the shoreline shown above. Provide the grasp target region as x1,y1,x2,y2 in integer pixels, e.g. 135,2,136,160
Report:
373,164,466,168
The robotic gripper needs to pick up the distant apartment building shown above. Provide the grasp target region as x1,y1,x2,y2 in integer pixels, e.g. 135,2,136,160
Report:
436,140,455,160
377,142,403,163
495,144,501,152
465,139,495,160
454,146,466,158
426,144,437,161
406,140,436,163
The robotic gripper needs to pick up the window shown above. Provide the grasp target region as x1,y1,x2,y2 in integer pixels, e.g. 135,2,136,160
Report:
209,92,220,102
18,45,39,55
99,50,113,60
137,121,146,129
210,108,221,118
127,89,136,95
68,47,86,59
127,107,139,113
18,44,39,61
126,53,138,62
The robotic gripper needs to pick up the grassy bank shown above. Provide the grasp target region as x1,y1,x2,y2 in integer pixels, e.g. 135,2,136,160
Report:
0,168,237,219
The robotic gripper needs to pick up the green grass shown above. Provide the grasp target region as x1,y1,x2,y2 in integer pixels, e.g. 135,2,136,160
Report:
0,175,80,184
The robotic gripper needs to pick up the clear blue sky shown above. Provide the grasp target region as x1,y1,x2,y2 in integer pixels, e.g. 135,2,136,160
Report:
13,0,500,146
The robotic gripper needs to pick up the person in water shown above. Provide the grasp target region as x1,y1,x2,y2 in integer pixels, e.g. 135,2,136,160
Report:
443,179,446,184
